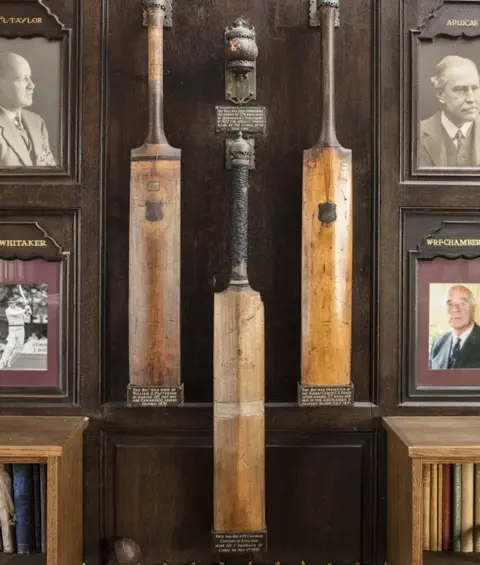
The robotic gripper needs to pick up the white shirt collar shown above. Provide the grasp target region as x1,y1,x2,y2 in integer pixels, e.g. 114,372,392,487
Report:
451,323,475,348
0,106,21,123
441,111,473,140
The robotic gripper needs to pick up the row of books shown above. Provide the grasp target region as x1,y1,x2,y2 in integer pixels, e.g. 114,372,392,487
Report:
423,462,480,552
0,463,46,554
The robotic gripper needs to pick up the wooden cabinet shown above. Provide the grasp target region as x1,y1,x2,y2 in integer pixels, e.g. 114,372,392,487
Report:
383,416,480,565
0,416,88,565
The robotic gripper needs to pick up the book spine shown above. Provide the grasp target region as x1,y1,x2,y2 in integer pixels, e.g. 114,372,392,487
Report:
423,463,431,550
431,463,438,550
442,463,452,551
32,464,41,553
462,463,474,552
0,464,15,553
438,464,443,551
12,464,34,554
453,463,462,552
39,464,46,553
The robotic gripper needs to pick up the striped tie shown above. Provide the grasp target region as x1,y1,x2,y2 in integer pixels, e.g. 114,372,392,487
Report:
13,115,31,152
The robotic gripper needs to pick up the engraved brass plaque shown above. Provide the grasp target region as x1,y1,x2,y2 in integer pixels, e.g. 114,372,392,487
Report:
216,106,267,134
127,384,184,407
212,530,267,554
297,382,354,406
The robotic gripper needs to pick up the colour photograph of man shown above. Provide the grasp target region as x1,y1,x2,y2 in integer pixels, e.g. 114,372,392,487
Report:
429,283,480,370
419,55,480,168
0,52,56,167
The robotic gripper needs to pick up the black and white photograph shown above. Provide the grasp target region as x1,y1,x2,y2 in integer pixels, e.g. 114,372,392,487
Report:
0,283,48,371
416,39,480,169
0,37,61,168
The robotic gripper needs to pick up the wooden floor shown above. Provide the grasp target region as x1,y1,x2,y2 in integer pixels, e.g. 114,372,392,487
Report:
0,555,45,565
424,552,480,564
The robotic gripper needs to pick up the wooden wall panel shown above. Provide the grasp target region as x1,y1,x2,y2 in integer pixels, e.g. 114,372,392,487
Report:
103,431,376,564
103,0,375,404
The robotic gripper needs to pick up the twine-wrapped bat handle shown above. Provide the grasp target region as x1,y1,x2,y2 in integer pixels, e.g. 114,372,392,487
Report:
228,132,252,286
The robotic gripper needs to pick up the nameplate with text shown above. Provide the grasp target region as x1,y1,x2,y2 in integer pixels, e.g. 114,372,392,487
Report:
419,0,480,39
216,106,267,134
297,383,354,407
127,384,184,407
0,17,43,24
212,530,267,554
0,239,47,247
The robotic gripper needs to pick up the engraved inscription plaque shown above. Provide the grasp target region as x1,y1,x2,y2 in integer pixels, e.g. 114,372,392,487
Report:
127,384,184,407
212,530,267,554
297,383,354,407
216,106,267,134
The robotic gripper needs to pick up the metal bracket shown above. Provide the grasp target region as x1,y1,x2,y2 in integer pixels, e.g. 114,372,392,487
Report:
142,0,173,28
225,138,255,170
309,0,340,27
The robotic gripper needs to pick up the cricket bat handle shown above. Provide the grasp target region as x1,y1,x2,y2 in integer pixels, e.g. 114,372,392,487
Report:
228,132,251,286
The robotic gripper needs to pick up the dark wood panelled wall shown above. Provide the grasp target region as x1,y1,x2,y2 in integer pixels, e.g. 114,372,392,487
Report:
4,0,474,563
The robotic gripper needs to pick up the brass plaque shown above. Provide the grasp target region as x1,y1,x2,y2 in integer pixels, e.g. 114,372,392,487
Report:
216,106,267,134
212,530,267,554
127,384,184,407
297,382,354,406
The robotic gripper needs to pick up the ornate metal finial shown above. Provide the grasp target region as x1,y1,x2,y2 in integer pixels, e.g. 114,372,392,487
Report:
229,131,252,165
143,0,167,6
224,17,258,104
225,18,257,77
318,0,339,6
142,0,173,27
309,0,340,27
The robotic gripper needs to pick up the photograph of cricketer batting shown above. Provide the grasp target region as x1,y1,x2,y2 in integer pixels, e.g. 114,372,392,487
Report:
0,283,47,370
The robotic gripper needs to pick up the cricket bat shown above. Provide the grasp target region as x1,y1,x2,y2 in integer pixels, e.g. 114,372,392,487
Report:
213,133,266,552
299,0,353,405
127,0,183,406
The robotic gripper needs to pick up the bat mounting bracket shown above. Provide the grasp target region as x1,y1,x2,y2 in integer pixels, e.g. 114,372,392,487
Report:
225,138,255,170
309,0,340,28
142,0,173,28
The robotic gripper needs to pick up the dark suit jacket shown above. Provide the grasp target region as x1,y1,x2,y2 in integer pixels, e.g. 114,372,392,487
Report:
429,323,480,369
0,108,56,167
419,111,480,167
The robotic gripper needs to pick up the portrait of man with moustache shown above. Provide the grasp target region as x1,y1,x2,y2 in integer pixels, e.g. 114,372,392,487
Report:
0,52,56,167
429,284,480,370
419,55,480,168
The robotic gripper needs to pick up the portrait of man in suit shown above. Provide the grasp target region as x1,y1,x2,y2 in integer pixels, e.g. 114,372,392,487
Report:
429,284,480,370
419,55,480,168
0,52,56,168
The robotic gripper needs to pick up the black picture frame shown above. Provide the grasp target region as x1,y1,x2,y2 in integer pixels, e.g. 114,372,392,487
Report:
407,0,480,178
401,208,480,403
0,0,78,180
0,218,77,405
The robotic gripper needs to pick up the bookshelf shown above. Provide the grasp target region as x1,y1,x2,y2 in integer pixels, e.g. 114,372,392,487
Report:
0,416,89,565
383,416,480,565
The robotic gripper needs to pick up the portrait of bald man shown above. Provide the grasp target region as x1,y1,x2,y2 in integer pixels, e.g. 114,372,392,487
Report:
429,284,480,370
419,55,480,168
0,52,56,167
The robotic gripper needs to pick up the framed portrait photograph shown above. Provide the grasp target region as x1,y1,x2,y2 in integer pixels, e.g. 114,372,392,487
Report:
410,0,480,176
402,210,480,402
0,259,61,390
0,38,61,169
0,0,78,179
0,218,77,404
